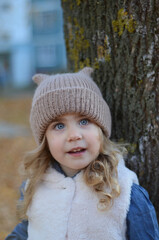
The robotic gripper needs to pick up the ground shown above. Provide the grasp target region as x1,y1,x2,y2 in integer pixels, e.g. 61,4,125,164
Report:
0,96,36,239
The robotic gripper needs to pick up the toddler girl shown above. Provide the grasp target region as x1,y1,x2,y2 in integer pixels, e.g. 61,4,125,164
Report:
5,67,159,240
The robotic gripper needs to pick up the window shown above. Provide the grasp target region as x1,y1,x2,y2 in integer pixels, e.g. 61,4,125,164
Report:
35,45,57,67
32,10,60,35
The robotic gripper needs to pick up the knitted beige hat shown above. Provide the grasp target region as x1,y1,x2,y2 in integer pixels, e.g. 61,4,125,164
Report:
30,67,111,144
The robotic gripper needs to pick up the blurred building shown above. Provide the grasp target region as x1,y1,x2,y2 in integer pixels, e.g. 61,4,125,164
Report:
0,0,66,89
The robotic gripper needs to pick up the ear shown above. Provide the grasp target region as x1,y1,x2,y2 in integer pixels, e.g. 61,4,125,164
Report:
79,67,94,77
32,73,49,85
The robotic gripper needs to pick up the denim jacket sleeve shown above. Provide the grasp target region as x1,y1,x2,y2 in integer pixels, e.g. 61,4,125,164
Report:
127,183,159,240
5,220,28,240
5,182,28,240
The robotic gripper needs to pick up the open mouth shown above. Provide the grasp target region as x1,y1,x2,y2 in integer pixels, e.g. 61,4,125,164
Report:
68,148,86,154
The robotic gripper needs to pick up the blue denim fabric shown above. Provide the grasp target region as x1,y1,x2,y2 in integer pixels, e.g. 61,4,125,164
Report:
127,184,159,240
5,164,159,240
5,220,28,240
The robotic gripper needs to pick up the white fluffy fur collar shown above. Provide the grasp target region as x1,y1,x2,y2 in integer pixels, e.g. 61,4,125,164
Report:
27,155,138,240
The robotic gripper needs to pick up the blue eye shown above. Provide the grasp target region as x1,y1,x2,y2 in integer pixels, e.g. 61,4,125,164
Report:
54,123,64,130
80,119,89,126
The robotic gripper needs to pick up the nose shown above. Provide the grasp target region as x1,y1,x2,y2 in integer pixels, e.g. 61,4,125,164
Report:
67,127,82,142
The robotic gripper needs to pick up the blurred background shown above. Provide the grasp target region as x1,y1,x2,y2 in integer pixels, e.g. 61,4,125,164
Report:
0,0,67,238
0,0,66,93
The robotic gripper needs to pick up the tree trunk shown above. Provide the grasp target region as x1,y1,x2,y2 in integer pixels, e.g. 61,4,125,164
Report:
61,0,159,219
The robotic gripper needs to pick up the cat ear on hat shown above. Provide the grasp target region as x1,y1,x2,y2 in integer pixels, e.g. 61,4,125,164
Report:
79,67,94,77
32,73,49,85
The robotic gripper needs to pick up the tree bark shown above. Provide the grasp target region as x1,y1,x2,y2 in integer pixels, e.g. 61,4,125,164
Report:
61,0,159,219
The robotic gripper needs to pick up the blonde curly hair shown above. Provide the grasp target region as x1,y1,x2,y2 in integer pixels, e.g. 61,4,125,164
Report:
83,128,126,210
17,128,126,220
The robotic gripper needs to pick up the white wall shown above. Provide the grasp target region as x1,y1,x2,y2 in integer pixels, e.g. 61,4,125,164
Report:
11,45,34,88
0,0,31,44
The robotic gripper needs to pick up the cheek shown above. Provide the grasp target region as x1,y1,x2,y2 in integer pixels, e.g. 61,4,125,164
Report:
47,138,61,155
94,138,101,154
88,132,101,154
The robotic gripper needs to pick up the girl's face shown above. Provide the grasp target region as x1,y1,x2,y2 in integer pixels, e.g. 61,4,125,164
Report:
46,113,101,177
